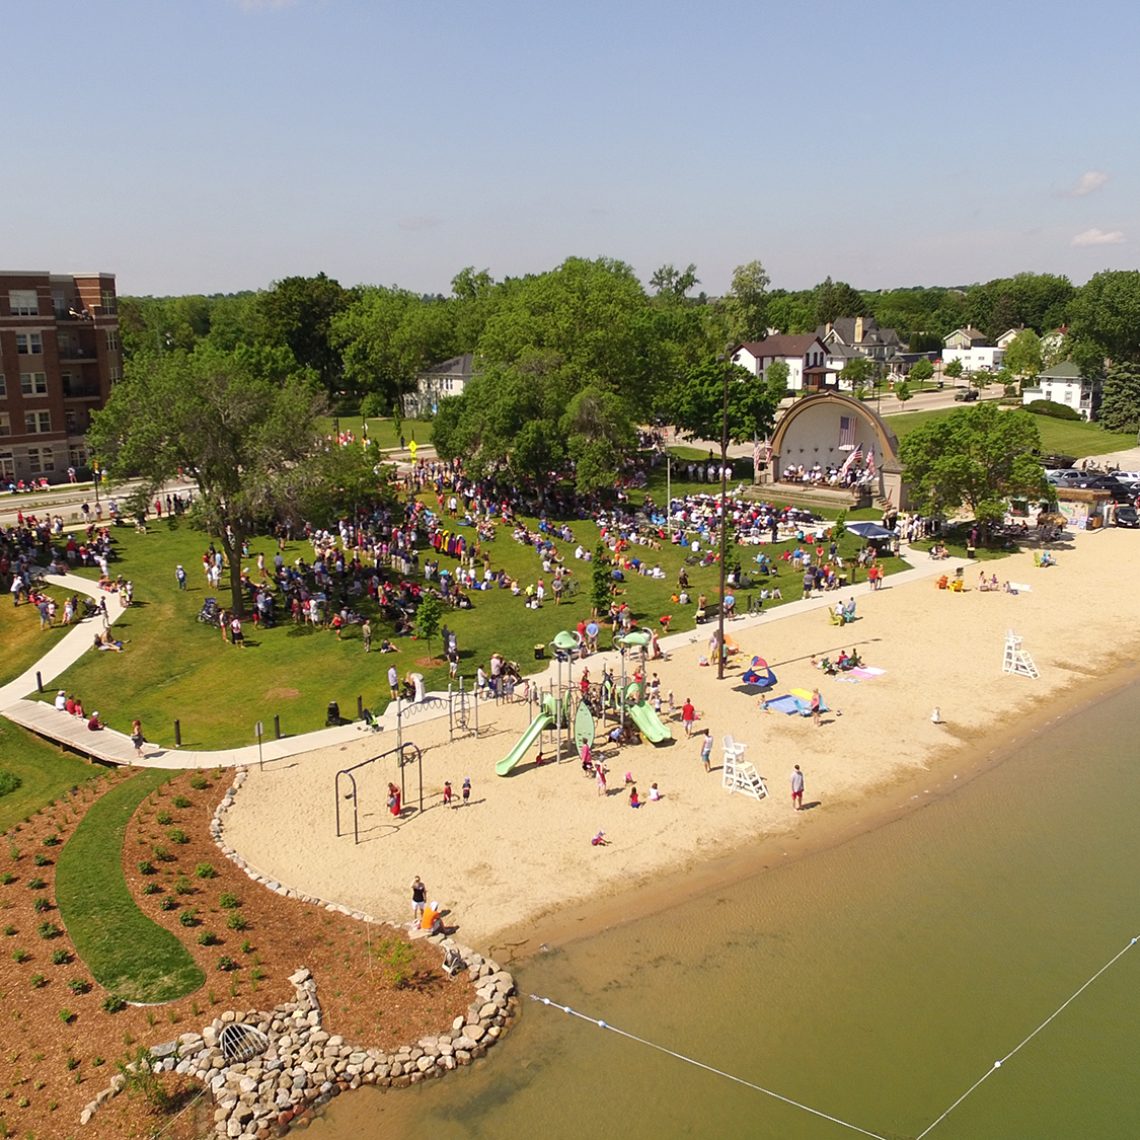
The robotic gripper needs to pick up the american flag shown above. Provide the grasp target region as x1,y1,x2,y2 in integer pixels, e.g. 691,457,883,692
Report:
866,450,876,476
838,415,856,451
838,444,862,477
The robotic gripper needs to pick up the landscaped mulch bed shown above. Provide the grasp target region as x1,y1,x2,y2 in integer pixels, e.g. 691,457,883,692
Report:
0,765,474,1139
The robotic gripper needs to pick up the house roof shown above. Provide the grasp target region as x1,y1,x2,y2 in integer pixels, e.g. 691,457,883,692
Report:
945,326,988,346
1039,360,1084,381
736,335,824,358
419,352,475,378
818,316,903,350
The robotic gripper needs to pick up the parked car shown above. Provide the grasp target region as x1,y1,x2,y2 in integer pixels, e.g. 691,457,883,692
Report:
1114,505,1139,528
954,389,979,402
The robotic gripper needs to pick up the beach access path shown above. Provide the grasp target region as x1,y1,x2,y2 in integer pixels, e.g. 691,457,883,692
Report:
1,549,968,769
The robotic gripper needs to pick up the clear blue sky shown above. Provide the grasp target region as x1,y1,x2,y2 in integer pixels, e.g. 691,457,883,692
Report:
9,0,1137,297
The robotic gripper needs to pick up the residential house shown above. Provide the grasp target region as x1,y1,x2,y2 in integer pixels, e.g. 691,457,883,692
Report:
403,353,475,418
732,335,833,393
996,327,1026,350
816,316,905,363
1020,361,1100,422
942,327,1004,372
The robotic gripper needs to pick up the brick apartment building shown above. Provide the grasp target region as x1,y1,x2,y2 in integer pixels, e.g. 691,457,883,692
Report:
0,270,121,486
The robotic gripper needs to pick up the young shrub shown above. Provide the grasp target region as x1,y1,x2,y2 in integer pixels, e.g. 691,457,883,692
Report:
225,912,249,932
0,873,15,885
218,892,240,910
102,994,126,1013
67,979,90,995
173,876,193,895
178,909,198,928
189,776,209,791
11,949,29,963
195,863,217,879
30,974,47,989
173,796,192,809
33,897,51,913
137,860,156,876
60,1010,76,1025
32,854,50,868
38,921,62,940
142,882,161,896
197,931,220,947
51,949,70,966
156,812,173,826
160,897,179,912
216,955,236,972
27,878,46,891
167,829,189,846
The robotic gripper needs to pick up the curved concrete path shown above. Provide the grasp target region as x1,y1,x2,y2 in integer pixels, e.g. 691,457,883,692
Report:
0,545,976,770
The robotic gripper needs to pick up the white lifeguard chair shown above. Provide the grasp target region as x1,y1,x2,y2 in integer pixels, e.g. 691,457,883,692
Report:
1002,630,1039,679
722,736,768,800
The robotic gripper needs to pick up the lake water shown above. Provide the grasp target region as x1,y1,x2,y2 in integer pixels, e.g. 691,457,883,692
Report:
309,680,1140,1139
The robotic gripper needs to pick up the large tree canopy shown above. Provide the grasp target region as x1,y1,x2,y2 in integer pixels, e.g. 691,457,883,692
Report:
899,403,1050,527
669,358,780,449
1067,270,1140,363
87,348,329,615
1098,360,1140,432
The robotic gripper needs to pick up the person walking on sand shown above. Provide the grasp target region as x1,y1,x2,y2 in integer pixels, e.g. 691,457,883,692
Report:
682,697,696,737
442,780,453,807
130,718,145,759
462,776,472,806
791,764,805,810
411,875,427,924
595,762,607,796
810,688,821,727
700,728,713,772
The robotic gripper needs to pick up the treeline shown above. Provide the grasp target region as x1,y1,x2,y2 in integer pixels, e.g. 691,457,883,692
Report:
119,261,1140,457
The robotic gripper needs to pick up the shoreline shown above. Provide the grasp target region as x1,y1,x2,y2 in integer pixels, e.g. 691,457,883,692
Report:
486,654,1140,964
220,530,1140,969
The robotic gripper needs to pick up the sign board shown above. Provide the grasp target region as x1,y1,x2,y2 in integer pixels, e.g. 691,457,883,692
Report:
408,440,418,458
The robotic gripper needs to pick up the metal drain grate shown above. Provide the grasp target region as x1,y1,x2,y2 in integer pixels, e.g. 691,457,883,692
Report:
219,1023,270,1064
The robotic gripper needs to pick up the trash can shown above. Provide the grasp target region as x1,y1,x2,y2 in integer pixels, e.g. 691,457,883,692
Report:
533,644,545,660
326,700,341,727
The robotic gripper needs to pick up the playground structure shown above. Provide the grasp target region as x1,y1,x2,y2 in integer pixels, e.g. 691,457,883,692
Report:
495,691,571,776
721,736,767,799
335,741,423,845
1002,630,1039,679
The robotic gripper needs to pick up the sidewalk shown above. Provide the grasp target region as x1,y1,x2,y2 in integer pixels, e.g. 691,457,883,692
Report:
0,547,972,771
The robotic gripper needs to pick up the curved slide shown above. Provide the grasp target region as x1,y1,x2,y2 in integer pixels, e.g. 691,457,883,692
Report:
495,713,553,775
627,701,672,744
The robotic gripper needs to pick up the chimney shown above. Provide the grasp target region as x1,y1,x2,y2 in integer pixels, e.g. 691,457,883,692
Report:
854,316,864,344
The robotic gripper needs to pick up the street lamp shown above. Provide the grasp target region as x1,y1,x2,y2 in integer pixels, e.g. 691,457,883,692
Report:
717,356,730,681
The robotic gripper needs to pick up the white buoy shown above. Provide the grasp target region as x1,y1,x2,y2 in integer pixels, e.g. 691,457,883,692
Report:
931,707,943,724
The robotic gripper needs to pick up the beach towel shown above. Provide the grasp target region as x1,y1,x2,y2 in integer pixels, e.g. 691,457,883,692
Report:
761,695,801,715
790,687,829,716
850,666,886,679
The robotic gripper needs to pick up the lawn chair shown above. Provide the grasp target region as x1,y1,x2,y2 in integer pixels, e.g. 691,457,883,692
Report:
828,609,845,626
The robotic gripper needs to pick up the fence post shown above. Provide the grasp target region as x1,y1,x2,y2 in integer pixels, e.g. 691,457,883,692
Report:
36,671,43,693
356,694,363,719
274,714,281,739
174,720,182,748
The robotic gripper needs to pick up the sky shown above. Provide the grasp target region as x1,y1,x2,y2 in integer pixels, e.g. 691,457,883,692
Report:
6,0,1138,298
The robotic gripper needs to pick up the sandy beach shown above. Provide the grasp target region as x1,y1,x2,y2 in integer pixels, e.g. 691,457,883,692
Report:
221,529,1140,953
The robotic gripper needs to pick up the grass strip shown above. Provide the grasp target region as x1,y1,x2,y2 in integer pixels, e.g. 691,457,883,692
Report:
56,768,205,1003
0,722,100,833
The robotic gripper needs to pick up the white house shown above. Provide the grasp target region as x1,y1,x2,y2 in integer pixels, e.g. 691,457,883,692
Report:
732,335,834,393
1021,361,1100,421
942,327,1004,372
403,353,475,418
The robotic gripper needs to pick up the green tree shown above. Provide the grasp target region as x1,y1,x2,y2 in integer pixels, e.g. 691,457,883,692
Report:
840,357,874,389
765,359,790,401
591,544,614,618
814,277,867,326
1068,270,1140,362
766,291,816,334
894,379,913,404
944,359,964,379
256,273,352,396
415,594,443,660
899,403,1049,529
1099,360,1140,432
670,358,780,451
87,347,326,617
650,263,699,302
1003,329,1043,380
908,358,934,383
722,259,771,343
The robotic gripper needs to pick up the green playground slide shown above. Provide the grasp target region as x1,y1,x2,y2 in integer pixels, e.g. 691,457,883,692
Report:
494,713,554,775
627,701,672,744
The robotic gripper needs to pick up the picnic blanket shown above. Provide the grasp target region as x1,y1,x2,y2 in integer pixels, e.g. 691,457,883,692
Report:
850,666,886,679
764,690,829,716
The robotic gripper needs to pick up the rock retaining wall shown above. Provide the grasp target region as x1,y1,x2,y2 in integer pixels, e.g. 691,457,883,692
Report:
80,768,518,1136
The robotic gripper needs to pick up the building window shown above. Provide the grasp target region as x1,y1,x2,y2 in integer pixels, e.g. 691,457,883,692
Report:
8,290,38,316
0,413,9,437
27,447,55,474
68,445,87,468
106,330,120,351
101,290,116,314
0,452,13,480
20,372,48,396
65,410,78,432
16,332,43,355
24,411,52,434
0,374,5,397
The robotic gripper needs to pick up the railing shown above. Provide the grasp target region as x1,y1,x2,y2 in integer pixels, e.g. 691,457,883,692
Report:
57,346,95,360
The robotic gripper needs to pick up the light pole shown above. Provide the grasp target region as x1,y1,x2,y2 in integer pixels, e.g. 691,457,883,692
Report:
717,357,730,681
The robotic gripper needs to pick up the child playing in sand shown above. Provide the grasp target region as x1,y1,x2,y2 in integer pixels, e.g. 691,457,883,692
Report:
648,782,662,801
591,831,609,846
443,781,453,807
629,786,642,808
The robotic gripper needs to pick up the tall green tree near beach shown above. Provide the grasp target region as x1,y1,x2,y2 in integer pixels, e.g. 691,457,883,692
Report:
87,346,327,617
1003,328,1043,380
669,357,781,450
899,403,1050,529
1098,360,1140,432
722,259,771,343
908,358,934,383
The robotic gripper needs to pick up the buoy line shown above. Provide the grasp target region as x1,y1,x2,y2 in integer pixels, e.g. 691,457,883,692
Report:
530,934,1138,1139
526,994,891,1139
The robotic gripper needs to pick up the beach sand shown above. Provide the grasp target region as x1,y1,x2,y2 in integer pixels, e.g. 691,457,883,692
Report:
221,530,1140,953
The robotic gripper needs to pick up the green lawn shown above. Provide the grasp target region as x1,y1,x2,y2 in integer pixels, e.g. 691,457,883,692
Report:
0,594,74,687
55,768,204,1003
32,484,907,748
886,406,1136,457
314,416,434,451
0,722,102,833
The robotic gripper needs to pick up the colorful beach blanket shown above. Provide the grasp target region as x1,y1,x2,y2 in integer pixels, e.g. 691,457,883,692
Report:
850,666,886,679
